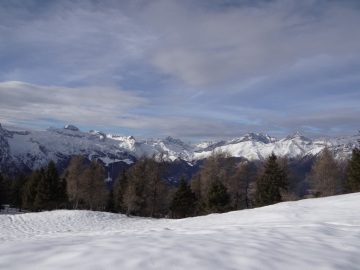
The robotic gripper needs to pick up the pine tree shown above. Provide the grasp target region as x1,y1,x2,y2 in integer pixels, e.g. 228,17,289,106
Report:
106,190,116,213
113,170,128,213
34,161,62,210
206,180,231,213
46,160,66,208
277,156,298,201
0,173,10,207
255,153,288,207
23,169,43,211
57,176,68,208
34,173,49,210
189,150,236,214
32,160,67,210
170,178,197,218
11,173,27,211
346,147,360,193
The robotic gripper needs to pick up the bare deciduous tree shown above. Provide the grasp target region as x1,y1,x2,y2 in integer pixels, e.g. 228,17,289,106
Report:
229,161,254,210
145,154,169,217
65,155,86,209
123,155,170,217
307,147,341,197
65,156,107,210
123,156,148,216
82,160,107,210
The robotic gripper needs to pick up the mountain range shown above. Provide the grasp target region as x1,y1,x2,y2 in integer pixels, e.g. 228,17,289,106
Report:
0,123,358,178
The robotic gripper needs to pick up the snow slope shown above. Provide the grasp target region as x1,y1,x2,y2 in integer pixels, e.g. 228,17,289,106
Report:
1,193,359,270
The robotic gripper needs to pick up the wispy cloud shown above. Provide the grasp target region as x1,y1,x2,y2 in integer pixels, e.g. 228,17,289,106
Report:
0,0,156,86
0,81,146,127
147,0,360,86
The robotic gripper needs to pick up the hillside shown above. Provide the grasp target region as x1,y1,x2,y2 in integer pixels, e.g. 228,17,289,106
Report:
0,193,359,269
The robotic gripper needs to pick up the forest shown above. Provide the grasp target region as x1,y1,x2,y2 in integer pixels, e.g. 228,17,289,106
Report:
1,144,360,219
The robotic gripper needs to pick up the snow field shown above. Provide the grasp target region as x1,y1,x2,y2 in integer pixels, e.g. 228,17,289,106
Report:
0,193,360,270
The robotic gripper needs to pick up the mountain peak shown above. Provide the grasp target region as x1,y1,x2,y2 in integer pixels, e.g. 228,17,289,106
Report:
293,131,303,137
240,133,276,144
286,132,311,142
64,124,79,131
164,136,186,146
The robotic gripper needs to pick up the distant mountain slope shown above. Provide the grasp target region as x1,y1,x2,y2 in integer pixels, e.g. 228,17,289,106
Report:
0,123,358,176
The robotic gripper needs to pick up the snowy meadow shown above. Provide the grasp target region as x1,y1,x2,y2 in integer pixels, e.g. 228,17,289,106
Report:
1,193,359,270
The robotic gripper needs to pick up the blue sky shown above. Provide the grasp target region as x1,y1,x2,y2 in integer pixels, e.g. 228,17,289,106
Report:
0,0,359,140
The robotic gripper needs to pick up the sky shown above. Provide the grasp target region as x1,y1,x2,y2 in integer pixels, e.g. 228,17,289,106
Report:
0,0,359,141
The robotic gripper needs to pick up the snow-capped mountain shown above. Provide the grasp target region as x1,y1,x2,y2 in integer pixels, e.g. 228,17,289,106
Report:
194,131,358,161
0,123,358,175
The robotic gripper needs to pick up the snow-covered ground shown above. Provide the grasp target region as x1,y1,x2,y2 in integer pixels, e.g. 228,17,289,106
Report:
1,194,359,270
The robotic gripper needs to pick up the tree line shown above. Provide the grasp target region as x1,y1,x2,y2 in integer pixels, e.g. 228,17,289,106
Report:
0,160,67,212
1,136,360,218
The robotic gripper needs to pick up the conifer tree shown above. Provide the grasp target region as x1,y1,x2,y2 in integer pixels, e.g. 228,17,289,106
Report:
170,178,197,218
106,190,116,213
277,156,298,201
190,150,235,214
346,147,360,193
189,172,203,212
34,173,50,210
57,176,68,208
34,161,62,210
11,173,27,211
206,180,231,213
255,153,288,207
113,170,128,213
23,169,43,211
47,160,66,207
0,173,10,207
